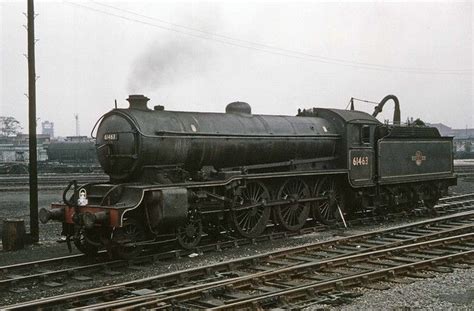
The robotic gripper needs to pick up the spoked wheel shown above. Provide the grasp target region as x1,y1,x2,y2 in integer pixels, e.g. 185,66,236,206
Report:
177,210,203,249
111,219,145,260
387,186,417,212
419,185,440,210
313,177,345,225
275,178,311,231
423,196,439,210
231,181,271,238
74,228,100,256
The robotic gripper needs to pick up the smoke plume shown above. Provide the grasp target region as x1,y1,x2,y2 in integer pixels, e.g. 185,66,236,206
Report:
127,27,217,94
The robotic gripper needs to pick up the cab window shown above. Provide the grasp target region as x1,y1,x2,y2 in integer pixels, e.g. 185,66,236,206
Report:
361,125,371,144
352,126,360,144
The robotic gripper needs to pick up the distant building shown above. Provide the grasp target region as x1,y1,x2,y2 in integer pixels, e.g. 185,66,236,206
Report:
65,136,91,142
429,123,474,139
42,121,54,138
0,134,49,162
13,133,51,145
429,123,474,155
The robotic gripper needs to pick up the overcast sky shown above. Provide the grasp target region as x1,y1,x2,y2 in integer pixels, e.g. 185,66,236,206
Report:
1,0,472,137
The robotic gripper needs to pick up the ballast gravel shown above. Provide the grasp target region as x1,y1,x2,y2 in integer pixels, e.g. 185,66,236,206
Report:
0,180,473,307
308,267,474,310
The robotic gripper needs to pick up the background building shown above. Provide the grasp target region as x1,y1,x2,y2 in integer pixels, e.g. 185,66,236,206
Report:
41,121,55,138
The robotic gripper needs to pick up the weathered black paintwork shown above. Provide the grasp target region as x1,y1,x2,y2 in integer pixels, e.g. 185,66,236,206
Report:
41,95,459,259
96,98,455,188
378,139,453,184
96,100,340,181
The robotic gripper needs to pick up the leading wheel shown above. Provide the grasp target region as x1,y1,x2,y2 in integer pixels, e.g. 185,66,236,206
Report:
275,178,311,231
111,219,145,260
74,228,100,256
231,181,271,238
313,177,345,225
177,211,203,249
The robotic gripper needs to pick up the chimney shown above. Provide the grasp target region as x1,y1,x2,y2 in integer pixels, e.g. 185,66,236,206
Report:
127,94,150,110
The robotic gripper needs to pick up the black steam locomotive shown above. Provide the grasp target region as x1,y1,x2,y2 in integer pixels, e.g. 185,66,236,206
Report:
40,95,456,258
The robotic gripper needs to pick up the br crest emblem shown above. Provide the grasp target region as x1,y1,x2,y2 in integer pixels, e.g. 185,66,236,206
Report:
411,151,426,166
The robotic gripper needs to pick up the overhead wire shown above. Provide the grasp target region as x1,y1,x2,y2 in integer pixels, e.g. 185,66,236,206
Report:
90,0,471,75
65,1,472,76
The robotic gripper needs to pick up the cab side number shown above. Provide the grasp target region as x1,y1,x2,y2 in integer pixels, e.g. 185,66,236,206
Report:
352,156,369,166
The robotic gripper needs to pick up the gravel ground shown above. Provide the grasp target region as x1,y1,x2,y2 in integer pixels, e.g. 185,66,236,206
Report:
305,267,474,310
0,179,472,307
0,189,63,243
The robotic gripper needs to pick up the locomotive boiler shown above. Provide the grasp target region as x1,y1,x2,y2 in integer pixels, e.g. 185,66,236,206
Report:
40,94,457,259
96,95,338,182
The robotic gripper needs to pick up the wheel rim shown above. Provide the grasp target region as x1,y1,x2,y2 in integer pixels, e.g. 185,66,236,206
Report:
420,185,439,209
231,181,271,238
177,212,203,249
111,220,145,259
314,178,343,225
276,178,310,231
74,228,100,255
388,186,416,211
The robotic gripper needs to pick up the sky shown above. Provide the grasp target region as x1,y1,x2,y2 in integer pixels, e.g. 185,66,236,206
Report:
0,0,472,137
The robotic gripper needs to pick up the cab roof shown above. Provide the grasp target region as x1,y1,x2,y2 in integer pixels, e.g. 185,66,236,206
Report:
313,108,381,125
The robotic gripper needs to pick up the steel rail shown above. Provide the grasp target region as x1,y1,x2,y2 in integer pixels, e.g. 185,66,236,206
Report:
105,233,474,310
210,240,474,310
0,196,473,291
3,209,473,310
0,196,472,286
0,193,474,274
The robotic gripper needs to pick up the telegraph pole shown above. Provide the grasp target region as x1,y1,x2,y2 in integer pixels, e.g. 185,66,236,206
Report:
27,0,39,243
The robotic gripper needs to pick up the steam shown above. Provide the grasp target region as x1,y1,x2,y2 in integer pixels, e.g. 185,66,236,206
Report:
127,35,215,94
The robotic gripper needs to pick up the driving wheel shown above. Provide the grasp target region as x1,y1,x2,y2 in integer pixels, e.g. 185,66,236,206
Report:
313,177,345,225
231,181,271,238
275,178,311,231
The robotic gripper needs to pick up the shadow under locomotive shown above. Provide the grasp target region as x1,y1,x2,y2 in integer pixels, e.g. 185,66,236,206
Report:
40,95,457,259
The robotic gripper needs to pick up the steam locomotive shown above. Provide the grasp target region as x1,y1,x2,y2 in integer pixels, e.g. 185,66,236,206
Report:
40,94,457,258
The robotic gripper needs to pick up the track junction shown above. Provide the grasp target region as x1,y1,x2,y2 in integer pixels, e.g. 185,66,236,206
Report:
2,193,474,309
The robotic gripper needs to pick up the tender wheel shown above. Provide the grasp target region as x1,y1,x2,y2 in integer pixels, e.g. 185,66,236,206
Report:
313,177,345,225
275,178,311,231
387,186,417,212
423,197,439,210
74,228,100,256
177,211,203,249
111,219,145,260
419,185,440,210
231,181,271,238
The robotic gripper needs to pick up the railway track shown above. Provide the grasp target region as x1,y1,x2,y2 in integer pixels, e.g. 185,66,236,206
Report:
0,173,108,191
0,193,473,294
144,233,472,310
454,160,474,180
3,205,474,309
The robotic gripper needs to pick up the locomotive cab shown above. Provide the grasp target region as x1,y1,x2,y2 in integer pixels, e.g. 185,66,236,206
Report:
306,108,381,188
347,122,377,187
